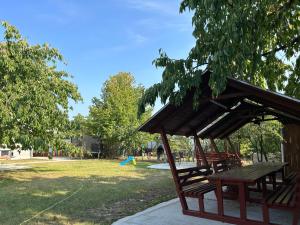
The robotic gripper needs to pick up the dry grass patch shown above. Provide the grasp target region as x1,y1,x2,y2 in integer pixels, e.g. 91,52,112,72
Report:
0,160,176,225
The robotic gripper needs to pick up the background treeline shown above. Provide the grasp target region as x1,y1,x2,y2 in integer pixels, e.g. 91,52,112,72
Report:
69,72,155,158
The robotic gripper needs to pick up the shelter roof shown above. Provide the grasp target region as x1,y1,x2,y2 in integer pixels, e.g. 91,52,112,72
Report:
139,71,300,138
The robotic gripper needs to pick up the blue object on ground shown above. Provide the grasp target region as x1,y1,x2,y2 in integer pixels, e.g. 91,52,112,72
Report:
120,156,135,166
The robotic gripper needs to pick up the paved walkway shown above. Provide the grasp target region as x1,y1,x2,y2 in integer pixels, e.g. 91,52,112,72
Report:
147,162,196,170
113,192,298,225
0,164,31,171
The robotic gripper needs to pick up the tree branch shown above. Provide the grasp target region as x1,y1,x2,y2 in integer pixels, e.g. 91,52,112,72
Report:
261,36,300,57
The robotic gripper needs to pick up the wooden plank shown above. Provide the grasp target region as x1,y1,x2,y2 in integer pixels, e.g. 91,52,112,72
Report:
182,177,208,186
280,186,295,206
210,138,221,157
177,166,200,173
160,128,188,210
209,163,287,183
274,185,293,205
226,136,241,159
179,170,210,180
194,133,209,166
184,183,215,196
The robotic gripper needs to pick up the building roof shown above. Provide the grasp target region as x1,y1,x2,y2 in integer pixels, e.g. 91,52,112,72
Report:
139,71,300,138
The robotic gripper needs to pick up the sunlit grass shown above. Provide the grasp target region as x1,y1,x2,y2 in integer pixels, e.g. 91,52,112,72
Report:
0,160,176,225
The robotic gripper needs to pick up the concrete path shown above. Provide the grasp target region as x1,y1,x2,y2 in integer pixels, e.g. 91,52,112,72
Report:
148,162,196,170
0,164,31,171
0,157,81,166
113,192,299,225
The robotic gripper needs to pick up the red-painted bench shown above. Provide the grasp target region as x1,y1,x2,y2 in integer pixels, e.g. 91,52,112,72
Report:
176,165,215,212
212,159,230,173
263,173,300,225
212,158,242,173
285,171,298,184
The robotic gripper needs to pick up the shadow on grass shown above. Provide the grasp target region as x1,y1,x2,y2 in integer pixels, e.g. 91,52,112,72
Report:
0,166,176,225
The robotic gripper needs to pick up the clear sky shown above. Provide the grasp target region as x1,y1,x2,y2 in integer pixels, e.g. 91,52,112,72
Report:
0,0,194,117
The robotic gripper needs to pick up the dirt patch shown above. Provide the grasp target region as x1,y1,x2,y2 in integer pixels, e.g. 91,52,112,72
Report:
87,188,176,224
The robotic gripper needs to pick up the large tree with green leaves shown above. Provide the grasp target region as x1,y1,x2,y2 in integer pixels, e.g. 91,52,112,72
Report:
86,72,152,157
0,22,81,149
139,1,300,114
231,120,282,162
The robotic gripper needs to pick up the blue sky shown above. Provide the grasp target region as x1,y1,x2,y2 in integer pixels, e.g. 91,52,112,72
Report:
0,0,194,117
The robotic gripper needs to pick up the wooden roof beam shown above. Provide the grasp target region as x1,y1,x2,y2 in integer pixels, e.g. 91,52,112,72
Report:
193,132,208,166
218,118,253,139
226,136,241,159
209,100,229,111
210,138,221,157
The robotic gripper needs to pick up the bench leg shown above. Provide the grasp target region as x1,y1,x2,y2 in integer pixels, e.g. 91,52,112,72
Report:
198,195,204,212
293,210,299,225
262,177,267,197
257,179,262,191
262,204,270,224
179,194,188,210
271,173,276,190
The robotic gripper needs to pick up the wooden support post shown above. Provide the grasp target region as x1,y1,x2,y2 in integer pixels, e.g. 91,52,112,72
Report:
160,128,188,210
194,132,208,166
226,136,240,159
210,138,221,157
194,139,202,167
216,179,224,216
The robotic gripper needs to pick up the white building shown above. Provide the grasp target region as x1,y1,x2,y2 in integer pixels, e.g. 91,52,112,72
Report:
0,146,33,160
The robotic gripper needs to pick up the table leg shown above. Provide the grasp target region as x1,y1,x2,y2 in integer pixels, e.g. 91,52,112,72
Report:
257,178,262,192
281,168,285,183
216,179,224,216
239,182,247,220
272,173,276,190
262,176,267,197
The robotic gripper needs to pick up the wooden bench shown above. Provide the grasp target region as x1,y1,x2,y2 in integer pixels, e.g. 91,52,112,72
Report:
212,158,242,173
263,173,300,225
212,160,230,173
176,165,215,212
285,171,298,184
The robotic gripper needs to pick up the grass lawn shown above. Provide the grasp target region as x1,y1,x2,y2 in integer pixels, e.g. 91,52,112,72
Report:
0,160,176,225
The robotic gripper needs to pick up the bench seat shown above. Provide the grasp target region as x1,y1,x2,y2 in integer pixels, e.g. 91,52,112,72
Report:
285,172,298,184
176,165,216,212
263,173,299,225
183,183,216,197
265,184,295,208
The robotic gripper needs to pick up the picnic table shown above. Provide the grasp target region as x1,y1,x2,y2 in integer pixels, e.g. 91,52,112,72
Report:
208,163,287,223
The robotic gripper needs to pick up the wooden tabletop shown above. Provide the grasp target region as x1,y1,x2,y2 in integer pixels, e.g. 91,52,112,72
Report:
208,162,287,183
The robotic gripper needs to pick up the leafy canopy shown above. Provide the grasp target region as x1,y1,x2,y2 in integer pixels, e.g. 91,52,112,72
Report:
0,22,82,148
231,120,282,161
139,1,300,114
86,72,152,157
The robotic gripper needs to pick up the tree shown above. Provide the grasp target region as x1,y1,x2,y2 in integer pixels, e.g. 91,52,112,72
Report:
86,72,152,158
169,135,194,161
0,22,82,149
69,114,86,140
138,1,300,115
231,120,282,162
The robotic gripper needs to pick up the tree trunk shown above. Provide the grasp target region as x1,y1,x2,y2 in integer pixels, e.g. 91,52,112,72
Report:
257,146,261,162
259,134,264,162
263,151,268,162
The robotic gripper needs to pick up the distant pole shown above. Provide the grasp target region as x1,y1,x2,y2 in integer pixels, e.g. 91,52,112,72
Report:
48,145,53,159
